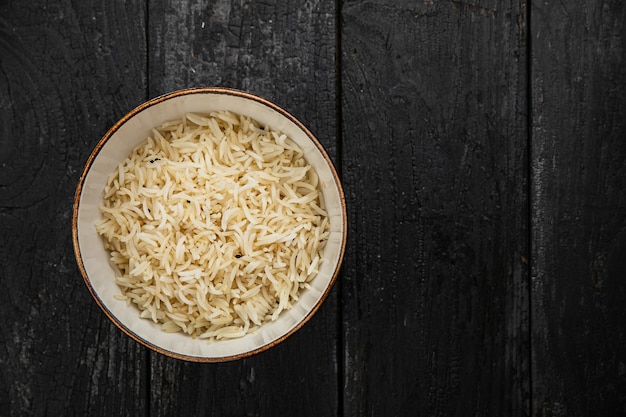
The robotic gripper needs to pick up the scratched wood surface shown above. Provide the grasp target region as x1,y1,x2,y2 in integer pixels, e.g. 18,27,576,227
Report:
530,1,626,415
1,0,625,416
340,1,530,415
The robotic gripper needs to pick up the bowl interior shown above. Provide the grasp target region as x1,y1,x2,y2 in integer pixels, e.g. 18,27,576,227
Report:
74,89,345,361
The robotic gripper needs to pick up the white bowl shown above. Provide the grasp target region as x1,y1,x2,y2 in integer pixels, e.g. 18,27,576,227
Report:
72,87,346,362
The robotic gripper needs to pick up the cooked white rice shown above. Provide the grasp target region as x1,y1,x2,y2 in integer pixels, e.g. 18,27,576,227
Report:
95,111,329,342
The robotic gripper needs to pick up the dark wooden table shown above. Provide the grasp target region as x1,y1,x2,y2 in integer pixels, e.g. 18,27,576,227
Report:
2,1,625,415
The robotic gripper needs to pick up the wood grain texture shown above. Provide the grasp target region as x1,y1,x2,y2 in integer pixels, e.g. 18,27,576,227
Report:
0,1,149,415
340,1,530,415
3,0,626,415
146,1,340,415
530,1,626,415
148,0,338,157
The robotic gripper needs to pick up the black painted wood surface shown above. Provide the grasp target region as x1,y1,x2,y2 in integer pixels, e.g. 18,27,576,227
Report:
1,0,624,416
531,1,626,415
341,1,529,415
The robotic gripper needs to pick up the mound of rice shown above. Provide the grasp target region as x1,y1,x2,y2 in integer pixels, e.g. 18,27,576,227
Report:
95,111,329,342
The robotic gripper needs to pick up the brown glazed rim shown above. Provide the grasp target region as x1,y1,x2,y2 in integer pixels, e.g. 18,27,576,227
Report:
72,87,347,362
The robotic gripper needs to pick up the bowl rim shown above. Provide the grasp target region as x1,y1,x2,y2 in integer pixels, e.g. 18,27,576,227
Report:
71,86,347,362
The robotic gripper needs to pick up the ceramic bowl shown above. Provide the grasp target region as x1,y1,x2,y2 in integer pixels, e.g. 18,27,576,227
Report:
72,87,346,361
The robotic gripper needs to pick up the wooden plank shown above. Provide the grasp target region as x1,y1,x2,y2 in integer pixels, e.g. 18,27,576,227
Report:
146,1,340,415
530,1,626,415
341,1,530,415
0,2,149,415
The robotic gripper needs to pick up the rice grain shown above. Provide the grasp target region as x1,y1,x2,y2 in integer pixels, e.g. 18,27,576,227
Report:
95,111,328,342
